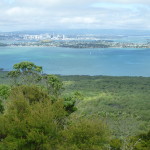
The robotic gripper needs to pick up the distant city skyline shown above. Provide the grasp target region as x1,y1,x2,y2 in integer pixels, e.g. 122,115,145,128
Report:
0,0,150,31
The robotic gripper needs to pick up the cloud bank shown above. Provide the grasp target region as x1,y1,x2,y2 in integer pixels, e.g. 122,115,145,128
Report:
0,0,150,31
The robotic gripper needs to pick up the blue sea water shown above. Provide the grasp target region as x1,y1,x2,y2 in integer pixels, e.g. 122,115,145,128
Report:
0,46,150,76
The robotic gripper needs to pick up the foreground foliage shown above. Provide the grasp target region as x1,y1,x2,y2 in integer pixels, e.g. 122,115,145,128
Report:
0,62,150,149
0,86,109,150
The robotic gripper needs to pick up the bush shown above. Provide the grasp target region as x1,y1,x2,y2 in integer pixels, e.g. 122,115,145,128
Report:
0,84,10,113
0,98,66,150
0,84,10,100
60,118,110,150
133,131,150,150
9,85,50,104
0,100,4,113
0,85,111,150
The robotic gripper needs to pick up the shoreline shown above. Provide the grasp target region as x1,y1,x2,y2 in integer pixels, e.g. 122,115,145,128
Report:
0,70,149,78
0,45,150,49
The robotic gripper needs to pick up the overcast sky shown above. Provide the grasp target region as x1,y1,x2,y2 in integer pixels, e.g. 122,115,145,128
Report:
0,0,150,31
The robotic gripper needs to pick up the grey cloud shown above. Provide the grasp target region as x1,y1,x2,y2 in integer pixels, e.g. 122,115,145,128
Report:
0,0,150,31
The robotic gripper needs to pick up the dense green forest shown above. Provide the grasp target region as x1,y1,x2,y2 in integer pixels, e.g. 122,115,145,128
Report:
0,62,150,150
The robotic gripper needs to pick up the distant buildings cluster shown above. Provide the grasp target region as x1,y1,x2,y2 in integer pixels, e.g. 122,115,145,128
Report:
0,33,66,41
23,34,65,40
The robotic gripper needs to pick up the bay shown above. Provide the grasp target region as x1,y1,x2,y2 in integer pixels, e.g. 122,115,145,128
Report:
0,46,150,76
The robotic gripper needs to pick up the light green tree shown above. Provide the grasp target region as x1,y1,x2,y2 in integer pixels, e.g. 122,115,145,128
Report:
8,61,42,85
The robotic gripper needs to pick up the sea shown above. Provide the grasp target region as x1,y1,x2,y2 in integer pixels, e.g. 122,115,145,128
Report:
0,46,150,77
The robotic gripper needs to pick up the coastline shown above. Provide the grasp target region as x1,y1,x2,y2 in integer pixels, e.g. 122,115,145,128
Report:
0,45,150,49
0,70,149,78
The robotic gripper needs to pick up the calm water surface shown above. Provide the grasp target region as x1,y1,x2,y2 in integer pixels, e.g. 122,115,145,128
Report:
0,47,150,76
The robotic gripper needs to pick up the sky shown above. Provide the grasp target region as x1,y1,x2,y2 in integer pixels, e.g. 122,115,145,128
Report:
0,0,150,31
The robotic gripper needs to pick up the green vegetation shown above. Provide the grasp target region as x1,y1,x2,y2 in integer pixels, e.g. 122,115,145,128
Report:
8,61,42,85
0,62,150,149
61,76,150,135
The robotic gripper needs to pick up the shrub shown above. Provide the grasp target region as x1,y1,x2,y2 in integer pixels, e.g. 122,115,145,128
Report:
0,84,10,100
9,85,50,104
60,118,110,150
